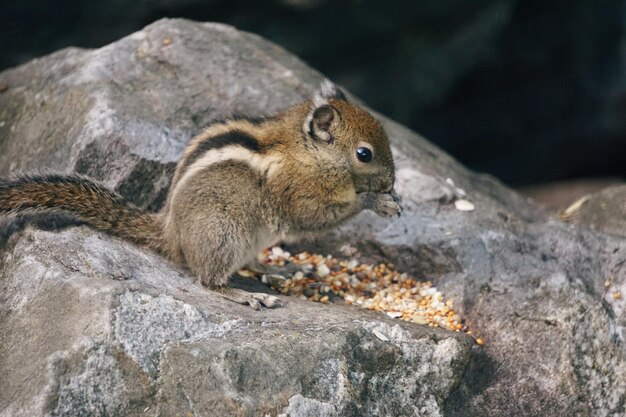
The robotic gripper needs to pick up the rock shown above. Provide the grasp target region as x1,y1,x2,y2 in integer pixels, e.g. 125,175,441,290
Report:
560,184,626,238
0,228,470,417
1,18,625,417
518,178,624,212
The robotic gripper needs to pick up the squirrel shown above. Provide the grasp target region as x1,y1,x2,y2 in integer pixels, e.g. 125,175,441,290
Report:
0,81,401,309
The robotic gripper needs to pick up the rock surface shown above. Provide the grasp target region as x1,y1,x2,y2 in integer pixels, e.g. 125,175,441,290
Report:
0,228,469,417
0,19,625,417
560,184,626,239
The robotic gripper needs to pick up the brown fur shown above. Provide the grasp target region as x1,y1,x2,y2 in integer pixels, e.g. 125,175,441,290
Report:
0,82,400,309
0,175,162,249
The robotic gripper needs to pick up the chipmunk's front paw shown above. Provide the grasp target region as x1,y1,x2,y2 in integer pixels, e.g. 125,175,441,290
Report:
361,191,403,218
374,193,403,217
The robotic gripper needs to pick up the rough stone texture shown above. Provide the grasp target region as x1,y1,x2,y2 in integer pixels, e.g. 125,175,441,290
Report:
0,228,470,417
518,178,624,211
0,19,625,417
564,185,626,239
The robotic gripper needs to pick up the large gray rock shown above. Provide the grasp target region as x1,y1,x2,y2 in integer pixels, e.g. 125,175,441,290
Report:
560,185,626,239
0,228,469,416
0,19,625,416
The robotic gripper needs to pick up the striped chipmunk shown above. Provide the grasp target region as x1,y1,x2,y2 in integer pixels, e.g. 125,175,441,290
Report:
0,81,401,309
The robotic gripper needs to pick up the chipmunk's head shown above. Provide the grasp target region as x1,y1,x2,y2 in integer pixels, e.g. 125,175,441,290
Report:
303,80,395,194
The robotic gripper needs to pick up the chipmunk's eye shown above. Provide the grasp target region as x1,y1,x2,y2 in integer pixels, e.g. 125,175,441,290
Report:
356,147,373,163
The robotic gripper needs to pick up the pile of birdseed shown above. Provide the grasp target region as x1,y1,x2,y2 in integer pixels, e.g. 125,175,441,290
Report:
242,246,482,344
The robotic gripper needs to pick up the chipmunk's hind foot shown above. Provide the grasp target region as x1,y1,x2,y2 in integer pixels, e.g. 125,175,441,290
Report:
218,287,283,310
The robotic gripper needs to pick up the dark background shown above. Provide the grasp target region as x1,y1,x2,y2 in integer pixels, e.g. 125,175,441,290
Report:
2,0,625,191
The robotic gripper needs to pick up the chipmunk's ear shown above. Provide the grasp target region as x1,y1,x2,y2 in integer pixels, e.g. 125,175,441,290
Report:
303,80,345,143
307,104,336,143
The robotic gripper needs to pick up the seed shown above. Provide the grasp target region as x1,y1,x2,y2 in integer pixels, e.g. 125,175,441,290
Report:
252,246,477,337
412,316,429,325
372,329,389,342
454,199,475,211
346,260,359,270
317,264,331,277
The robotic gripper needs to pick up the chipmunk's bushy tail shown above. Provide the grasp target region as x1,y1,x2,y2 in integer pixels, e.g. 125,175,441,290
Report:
0,174,163,251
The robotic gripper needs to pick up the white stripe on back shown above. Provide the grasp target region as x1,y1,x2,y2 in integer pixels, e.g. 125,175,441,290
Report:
171,145,282,202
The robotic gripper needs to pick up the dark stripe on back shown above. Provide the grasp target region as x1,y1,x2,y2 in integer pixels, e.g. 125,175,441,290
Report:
181,130,262,174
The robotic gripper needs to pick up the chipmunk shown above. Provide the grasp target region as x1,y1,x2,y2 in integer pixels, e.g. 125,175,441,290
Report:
0,81,401,309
